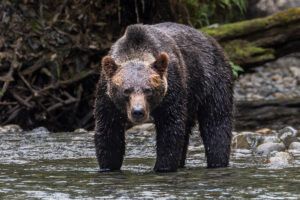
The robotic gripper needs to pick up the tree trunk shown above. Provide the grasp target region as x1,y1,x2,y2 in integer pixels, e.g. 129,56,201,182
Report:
202,8,300,68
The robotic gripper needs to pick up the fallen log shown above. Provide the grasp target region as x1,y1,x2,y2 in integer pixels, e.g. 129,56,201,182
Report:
202,8,300,68
235,98,300,130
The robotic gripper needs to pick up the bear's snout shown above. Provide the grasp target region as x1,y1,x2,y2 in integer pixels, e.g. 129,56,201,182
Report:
127,94,149,124
131,106,145,120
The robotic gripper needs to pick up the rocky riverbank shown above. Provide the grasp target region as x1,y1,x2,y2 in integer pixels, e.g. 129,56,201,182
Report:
234,54,300,101
233,54,300,130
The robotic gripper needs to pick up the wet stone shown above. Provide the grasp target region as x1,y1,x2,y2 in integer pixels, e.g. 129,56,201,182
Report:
74,128,88,133
256,142,286,156
263,136,281,144
0,124,23,133
289,66,300,77
268,152,293,169
31,126,49,133
232,132,263,149
277,126,298,147
289,142,300,151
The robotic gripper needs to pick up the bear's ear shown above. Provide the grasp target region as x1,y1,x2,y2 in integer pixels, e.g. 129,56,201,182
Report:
101,56,119,78
151,52,169,77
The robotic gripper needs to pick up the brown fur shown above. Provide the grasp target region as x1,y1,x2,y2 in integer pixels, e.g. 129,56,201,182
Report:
112,73,123,86
150,74,162,88
152,52,169,77
101,56,119,78
94,23,233,173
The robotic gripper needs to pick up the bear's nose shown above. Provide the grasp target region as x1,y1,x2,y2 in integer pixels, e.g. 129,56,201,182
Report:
131,106,145,120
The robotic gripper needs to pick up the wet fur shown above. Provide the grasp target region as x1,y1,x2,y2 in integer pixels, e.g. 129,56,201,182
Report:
94,22,233,172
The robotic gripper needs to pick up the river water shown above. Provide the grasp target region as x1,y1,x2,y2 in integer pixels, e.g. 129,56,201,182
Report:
0,127,299,199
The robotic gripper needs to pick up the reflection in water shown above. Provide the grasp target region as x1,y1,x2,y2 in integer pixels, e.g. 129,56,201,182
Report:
0,129,299,199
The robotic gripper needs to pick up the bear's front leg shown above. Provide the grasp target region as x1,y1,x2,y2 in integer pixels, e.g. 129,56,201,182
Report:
153,105,186,172
94,99,126,172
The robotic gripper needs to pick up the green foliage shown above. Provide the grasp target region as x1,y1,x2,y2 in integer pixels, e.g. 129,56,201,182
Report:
223,40,275,66
230,61,244,77
184,0,247,28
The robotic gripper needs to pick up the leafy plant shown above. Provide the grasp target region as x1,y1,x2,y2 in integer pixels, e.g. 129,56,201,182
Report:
230,61,244,77
184,0,248,28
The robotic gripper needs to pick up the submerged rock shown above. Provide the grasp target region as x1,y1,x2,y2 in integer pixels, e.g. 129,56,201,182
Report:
268,152,293,168
0,124,23,133
256,142,285,156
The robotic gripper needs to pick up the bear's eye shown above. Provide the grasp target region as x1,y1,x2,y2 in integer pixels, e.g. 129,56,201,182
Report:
143,88,153,96
123,88,133,96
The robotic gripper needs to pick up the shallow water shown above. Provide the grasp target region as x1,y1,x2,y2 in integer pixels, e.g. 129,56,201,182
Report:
0,129,299,199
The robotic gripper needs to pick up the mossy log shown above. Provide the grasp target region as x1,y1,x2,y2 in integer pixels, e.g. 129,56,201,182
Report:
202,8,300,67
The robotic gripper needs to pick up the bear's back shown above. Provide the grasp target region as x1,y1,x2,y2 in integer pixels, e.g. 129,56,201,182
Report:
152,22,232,99
152,22,209,46
111,23,230,95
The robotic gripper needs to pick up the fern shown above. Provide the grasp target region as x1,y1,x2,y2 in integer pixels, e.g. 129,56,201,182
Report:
230,61,244,77
184,0,248,28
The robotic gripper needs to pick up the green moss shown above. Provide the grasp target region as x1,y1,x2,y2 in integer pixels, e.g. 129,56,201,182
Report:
201,7,300,40
223,40,275,65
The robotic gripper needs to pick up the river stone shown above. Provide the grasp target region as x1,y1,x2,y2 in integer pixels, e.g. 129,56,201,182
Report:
256,142,285,156
289,66,300,77
232,132,263,149
289,142,300,150
268,152,293,168
74,128,88,133
30,127,50,134
277,126,298,147
0,124,23,133
263,136,281,143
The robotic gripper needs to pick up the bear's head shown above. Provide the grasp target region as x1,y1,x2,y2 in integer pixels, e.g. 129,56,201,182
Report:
101,53,169,124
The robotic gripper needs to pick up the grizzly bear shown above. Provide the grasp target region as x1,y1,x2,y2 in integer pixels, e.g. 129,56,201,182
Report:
94,22,233,172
